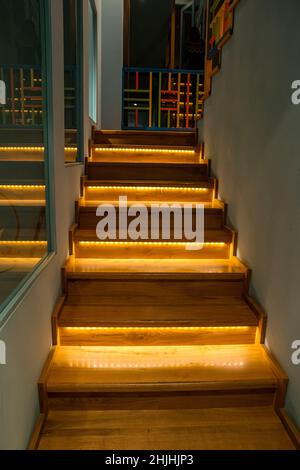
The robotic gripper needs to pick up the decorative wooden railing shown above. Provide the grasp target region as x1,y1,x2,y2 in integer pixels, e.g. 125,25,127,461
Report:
122,68,204,131
0,65,76,128
204,0,240,97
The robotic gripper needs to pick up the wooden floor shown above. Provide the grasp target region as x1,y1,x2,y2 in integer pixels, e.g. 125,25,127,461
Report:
30,131,297,450
37,407,294,450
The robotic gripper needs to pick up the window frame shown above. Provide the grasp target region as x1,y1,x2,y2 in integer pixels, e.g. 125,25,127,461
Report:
0,0,56,327
88,0,98,124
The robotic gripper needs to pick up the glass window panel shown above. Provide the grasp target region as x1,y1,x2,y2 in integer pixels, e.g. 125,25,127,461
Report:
0,0,53,314
89,0,97,123
63,0,83,163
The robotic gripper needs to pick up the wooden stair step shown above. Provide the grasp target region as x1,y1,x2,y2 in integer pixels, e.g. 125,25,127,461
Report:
91,155,200,165
46,345,278,393
57,299,258,346
79,199,221,207
58,324,257,347
91,149,200,164
0,241,47,258
65,257,248,279
74,241,231,260
77,201,224,230
0,184,45,202
41,345,287,411
0,205,46,231
0,228,47,241
59,300,258,328
0,257,41,272
84,180,214,203
74,228,233,244
85,179,213,188
65,280,247,311
87,162,209,182
0,161,44,184
92,129,197,147
0,200,45,207
0,148,44,162
35,407,295,450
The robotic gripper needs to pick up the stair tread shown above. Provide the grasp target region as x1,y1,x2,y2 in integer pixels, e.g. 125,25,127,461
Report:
0,200,45,207
93,144,197,150
46,344,278,392
37,407,295,450
91,153,200,164
0,257,41,271
59,298,258,327
74,228,233,243
88,161,208,168
79,200,223,209
0,228,46,241
65,257,248,278
85,180,213,188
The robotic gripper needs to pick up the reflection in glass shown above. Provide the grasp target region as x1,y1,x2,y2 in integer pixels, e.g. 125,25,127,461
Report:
63,0,82,163
0,0,49,311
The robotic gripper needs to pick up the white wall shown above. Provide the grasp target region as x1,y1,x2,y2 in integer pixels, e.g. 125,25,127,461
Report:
0,0,98,449
198,0,300,426
95,0,102,128
101,0,123,130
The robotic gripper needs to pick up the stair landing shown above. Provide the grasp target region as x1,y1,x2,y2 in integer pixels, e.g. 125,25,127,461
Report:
35,407,295,450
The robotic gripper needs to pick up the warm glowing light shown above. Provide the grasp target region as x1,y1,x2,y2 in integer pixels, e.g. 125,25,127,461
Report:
0,146,44,151
64,326,250,332
78,241,226,247
0,185,45,190
94,147,195,154
87,185,208,193
67,359,245,369
0,241,47,245
0,147,76,151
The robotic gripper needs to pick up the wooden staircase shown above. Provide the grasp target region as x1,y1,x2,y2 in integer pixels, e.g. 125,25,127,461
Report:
29,130,297,450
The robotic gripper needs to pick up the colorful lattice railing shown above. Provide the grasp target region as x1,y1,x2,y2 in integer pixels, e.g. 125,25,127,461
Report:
204,0,240,96
122,68,204,130
0,66,43,127
0,65,77,128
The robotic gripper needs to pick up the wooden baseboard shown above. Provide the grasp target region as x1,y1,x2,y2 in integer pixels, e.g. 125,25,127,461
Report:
27,414,46,450
278,408,300,450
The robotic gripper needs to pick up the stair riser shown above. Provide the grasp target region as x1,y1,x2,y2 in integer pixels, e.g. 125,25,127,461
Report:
0,150,44,160
58,327,257,346
87,164,208,182
84,188,213,203
0,245,47,258
0,161,44,184
74,243,231,259
0,188,45,201
66,280,246,305
46,389,277,411
0,206,46,230
78,210,224,230
91,152,200,165
93,131,196,147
